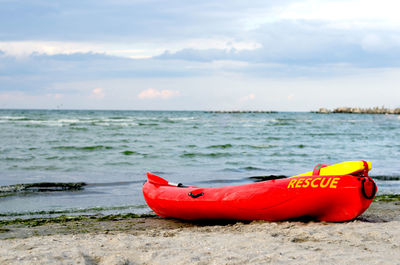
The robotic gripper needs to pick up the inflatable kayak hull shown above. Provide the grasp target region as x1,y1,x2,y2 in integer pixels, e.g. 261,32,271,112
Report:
142,161,377,222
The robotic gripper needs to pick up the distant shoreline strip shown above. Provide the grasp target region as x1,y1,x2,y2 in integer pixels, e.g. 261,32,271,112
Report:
206,107,400,114
316,107,400,114
206,110,277,113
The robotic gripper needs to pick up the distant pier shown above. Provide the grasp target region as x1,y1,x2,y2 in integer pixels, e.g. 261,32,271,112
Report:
206,110,277,114
316,107,400,114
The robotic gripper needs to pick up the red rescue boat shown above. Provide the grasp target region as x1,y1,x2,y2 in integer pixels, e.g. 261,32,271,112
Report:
142,161,377,222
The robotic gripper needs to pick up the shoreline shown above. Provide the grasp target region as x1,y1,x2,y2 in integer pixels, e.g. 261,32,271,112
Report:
1,195,399,240
0,197,399,264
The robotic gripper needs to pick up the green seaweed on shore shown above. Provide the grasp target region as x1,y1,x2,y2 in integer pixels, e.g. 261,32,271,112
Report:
0,228,10,233
0,205,147,217
0,213,156,227
374,194,400,202
0,215,86,227
96,213,154,221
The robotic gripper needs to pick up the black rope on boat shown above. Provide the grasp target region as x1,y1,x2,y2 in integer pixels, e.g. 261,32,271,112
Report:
188,192,204,198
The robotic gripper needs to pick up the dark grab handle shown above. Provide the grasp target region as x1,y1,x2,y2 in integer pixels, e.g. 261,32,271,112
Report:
188,192,204,198
361,178,377,200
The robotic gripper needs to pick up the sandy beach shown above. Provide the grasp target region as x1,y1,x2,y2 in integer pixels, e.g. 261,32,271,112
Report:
1,199,399,265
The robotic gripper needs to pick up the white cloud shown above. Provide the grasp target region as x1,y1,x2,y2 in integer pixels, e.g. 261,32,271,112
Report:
0,38,261,59
0,41,156,59
90,88,105,99
279,0,400,28
137,88,180,99
240,93,256,102
178,38,261,52
46,93,64,99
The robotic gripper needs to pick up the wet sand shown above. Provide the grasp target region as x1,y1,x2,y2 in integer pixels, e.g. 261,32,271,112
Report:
0,200,399,264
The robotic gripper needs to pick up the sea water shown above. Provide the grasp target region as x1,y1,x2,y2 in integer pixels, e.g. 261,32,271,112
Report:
1,110,399,218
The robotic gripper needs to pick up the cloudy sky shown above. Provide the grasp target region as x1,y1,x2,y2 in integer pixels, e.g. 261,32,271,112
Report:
1,0,400,111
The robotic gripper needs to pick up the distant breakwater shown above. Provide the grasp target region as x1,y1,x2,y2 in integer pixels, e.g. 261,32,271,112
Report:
316,107,400,114
206,110,277,113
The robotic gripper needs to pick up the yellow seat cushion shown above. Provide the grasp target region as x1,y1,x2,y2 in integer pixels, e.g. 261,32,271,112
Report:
292,161,372,177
